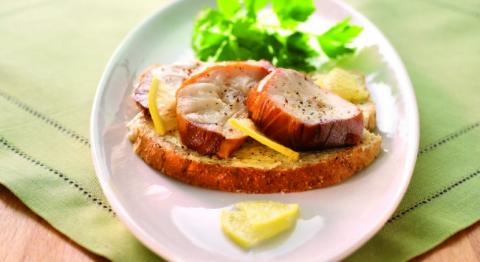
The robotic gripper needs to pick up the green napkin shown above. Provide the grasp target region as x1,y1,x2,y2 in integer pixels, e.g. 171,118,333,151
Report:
346,0,480,260
0,0,162,260
0,0,478,261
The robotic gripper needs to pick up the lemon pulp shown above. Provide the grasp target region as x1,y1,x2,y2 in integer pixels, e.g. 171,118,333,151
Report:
314,68,369,103
147,78,177,135
221,200,300,248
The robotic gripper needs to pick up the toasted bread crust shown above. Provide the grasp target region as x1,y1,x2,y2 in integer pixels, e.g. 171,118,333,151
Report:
128,113,382,193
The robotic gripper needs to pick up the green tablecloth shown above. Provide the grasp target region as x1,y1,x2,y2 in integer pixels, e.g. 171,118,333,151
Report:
0,0,479,261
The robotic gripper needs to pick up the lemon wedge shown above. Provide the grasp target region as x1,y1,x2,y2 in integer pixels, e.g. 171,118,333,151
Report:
221,200,300,249
148,78,177,135
228,118,299,160
314,68,369,103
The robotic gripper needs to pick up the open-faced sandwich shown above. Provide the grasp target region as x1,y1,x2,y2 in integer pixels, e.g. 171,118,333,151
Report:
127,60,381,193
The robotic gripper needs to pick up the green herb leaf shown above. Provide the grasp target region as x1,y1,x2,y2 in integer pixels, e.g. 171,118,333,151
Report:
287,32,319,57
191,1,362,71
272,0,315,28
318,17,363,58
244,0,269,18
192,8,230,61
275,32,319,71
230,18,272,60
217,0,241,18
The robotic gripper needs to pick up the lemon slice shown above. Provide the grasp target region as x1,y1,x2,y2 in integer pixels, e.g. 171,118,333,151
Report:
314,68,369,103
148,78,177,135
221,200,300,249
228,118,299,160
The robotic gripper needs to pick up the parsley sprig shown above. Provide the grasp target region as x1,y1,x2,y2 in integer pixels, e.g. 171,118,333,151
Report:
192,0,362,72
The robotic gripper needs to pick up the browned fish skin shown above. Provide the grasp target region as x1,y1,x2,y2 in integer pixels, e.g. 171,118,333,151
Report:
176,61,271,158
247,68,363,150
176,113,248,158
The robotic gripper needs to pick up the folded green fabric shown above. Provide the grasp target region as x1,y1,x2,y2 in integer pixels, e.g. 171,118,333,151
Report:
0,0,478,261
345,0,480,260
0,0,163,260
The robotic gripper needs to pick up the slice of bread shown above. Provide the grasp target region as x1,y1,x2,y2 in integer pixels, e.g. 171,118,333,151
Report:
128,112,382,193
358,100,377,131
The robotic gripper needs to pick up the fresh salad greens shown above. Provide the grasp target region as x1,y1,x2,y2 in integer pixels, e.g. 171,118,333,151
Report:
192,0,362,72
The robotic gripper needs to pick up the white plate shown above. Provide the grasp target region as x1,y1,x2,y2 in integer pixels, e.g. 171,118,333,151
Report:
90,0,419,261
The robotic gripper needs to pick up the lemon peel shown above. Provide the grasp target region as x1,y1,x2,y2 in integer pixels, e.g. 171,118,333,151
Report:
228,118,299,160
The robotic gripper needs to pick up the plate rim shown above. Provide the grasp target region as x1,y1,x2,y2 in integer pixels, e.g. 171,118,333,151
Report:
90,0,419,261
90,1,187,260
327,0,419,260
